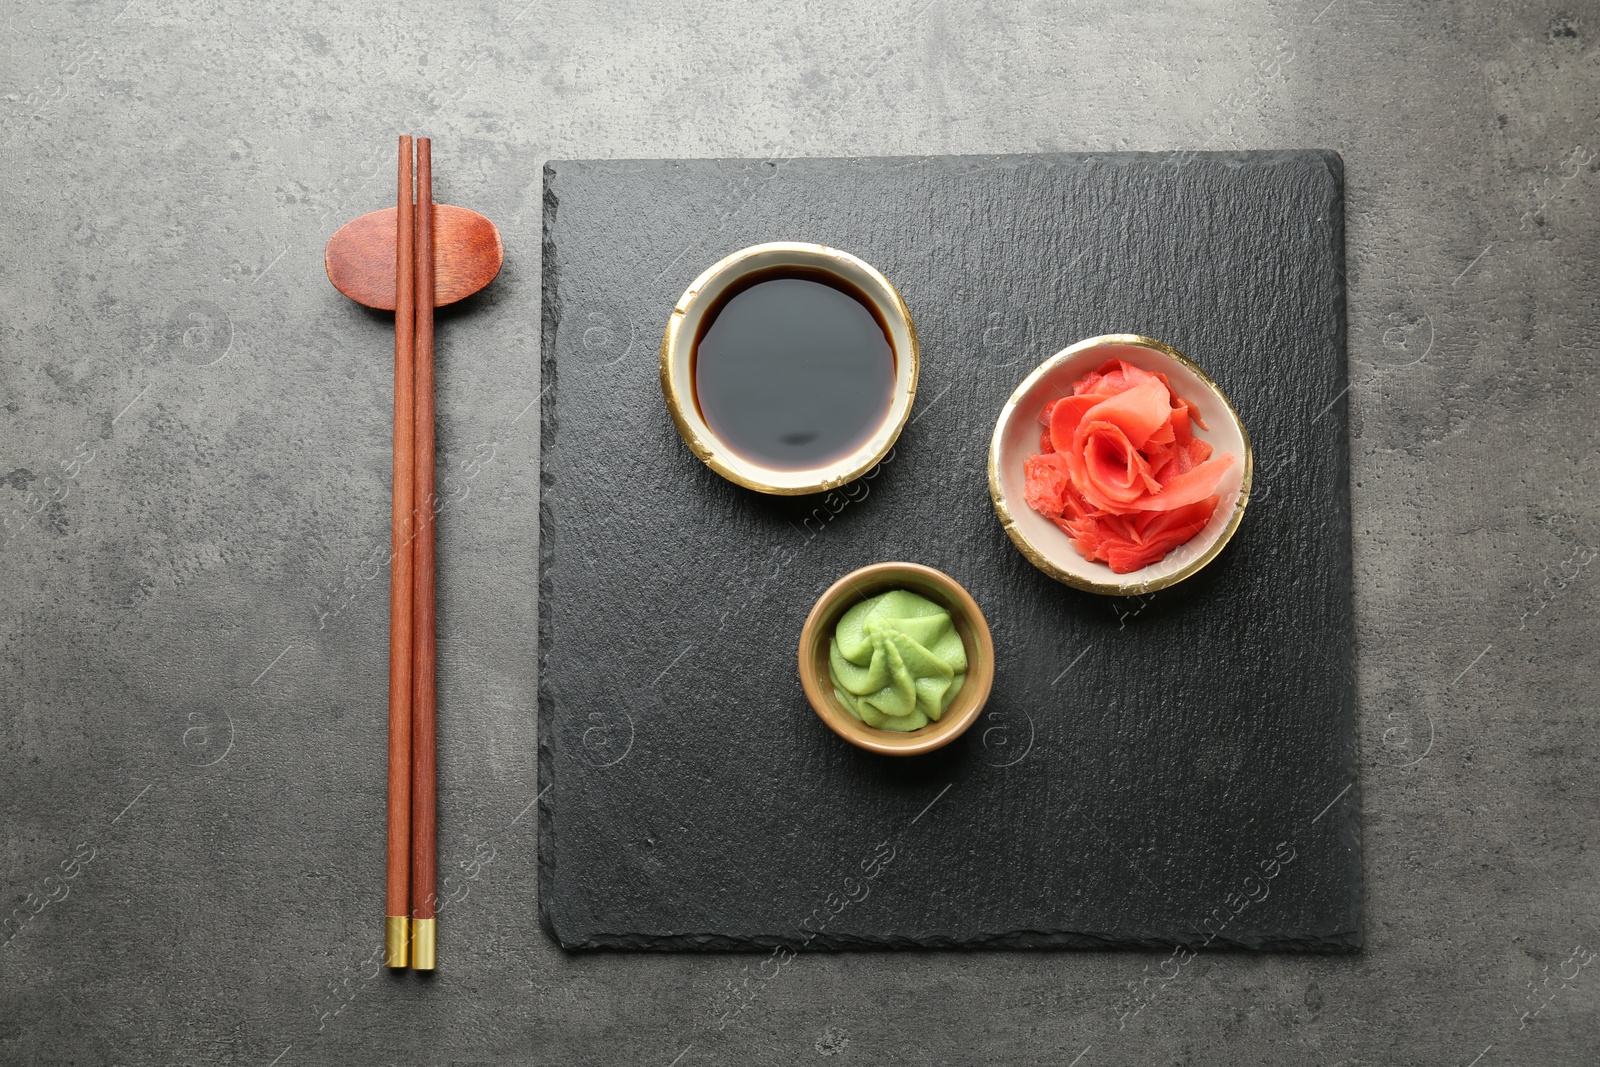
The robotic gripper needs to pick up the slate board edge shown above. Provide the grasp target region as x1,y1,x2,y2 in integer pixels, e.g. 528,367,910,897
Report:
1320,146,1366,953
537,151,1362,954
537,161,562,950
529,152,1353,219
554,929,1363,955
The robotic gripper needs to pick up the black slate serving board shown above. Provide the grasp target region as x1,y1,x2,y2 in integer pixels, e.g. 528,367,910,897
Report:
538,152,1358,952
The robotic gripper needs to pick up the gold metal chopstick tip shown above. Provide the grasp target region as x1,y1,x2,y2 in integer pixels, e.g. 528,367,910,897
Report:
411,918,436,971
384,916,410,968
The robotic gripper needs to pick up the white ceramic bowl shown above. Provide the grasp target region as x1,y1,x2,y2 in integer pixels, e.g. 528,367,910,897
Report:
988,334,1252,595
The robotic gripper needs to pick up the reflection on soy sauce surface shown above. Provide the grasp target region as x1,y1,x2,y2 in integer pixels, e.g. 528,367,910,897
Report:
692,268,895,471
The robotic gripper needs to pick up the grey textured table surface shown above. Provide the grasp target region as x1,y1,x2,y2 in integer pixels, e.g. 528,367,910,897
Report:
1,2,1595,1065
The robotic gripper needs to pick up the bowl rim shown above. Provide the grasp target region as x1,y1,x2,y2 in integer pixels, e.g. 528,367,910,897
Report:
659,241,919,496
987,333,1255,596
798,562,995,757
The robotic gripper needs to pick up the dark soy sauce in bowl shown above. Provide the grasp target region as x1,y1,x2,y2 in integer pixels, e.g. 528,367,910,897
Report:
692,268,896,471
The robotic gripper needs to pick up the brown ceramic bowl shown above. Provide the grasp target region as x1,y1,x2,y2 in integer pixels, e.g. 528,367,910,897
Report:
798,562,995,756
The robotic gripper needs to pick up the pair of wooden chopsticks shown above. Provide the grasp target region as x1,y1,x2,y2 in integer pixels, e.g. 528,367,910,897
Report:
386,133,439,971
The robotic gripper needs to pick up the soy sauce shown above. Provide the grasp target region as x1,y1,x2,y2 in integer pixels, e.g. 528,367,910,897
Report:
693,268,895,471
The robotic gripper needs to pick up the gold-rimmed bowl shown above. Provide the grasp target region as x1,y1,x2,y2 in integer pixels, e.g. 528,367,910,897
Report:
660,242,919,496
798,562,995,757
988,334,1253,596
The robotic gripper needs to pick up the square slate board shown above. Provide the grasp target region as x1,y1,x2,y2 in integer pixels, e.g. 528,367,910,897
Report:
538,152,1359,952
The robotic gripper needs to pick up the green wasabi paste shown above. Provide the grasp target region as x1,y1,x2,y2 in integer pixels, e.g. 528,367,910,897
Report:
828,589,968,732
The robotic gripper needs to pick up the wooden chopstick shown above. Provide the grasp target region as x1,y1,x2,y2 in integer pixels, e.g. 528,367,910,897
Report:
410,135,440,972
384,134,416,970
